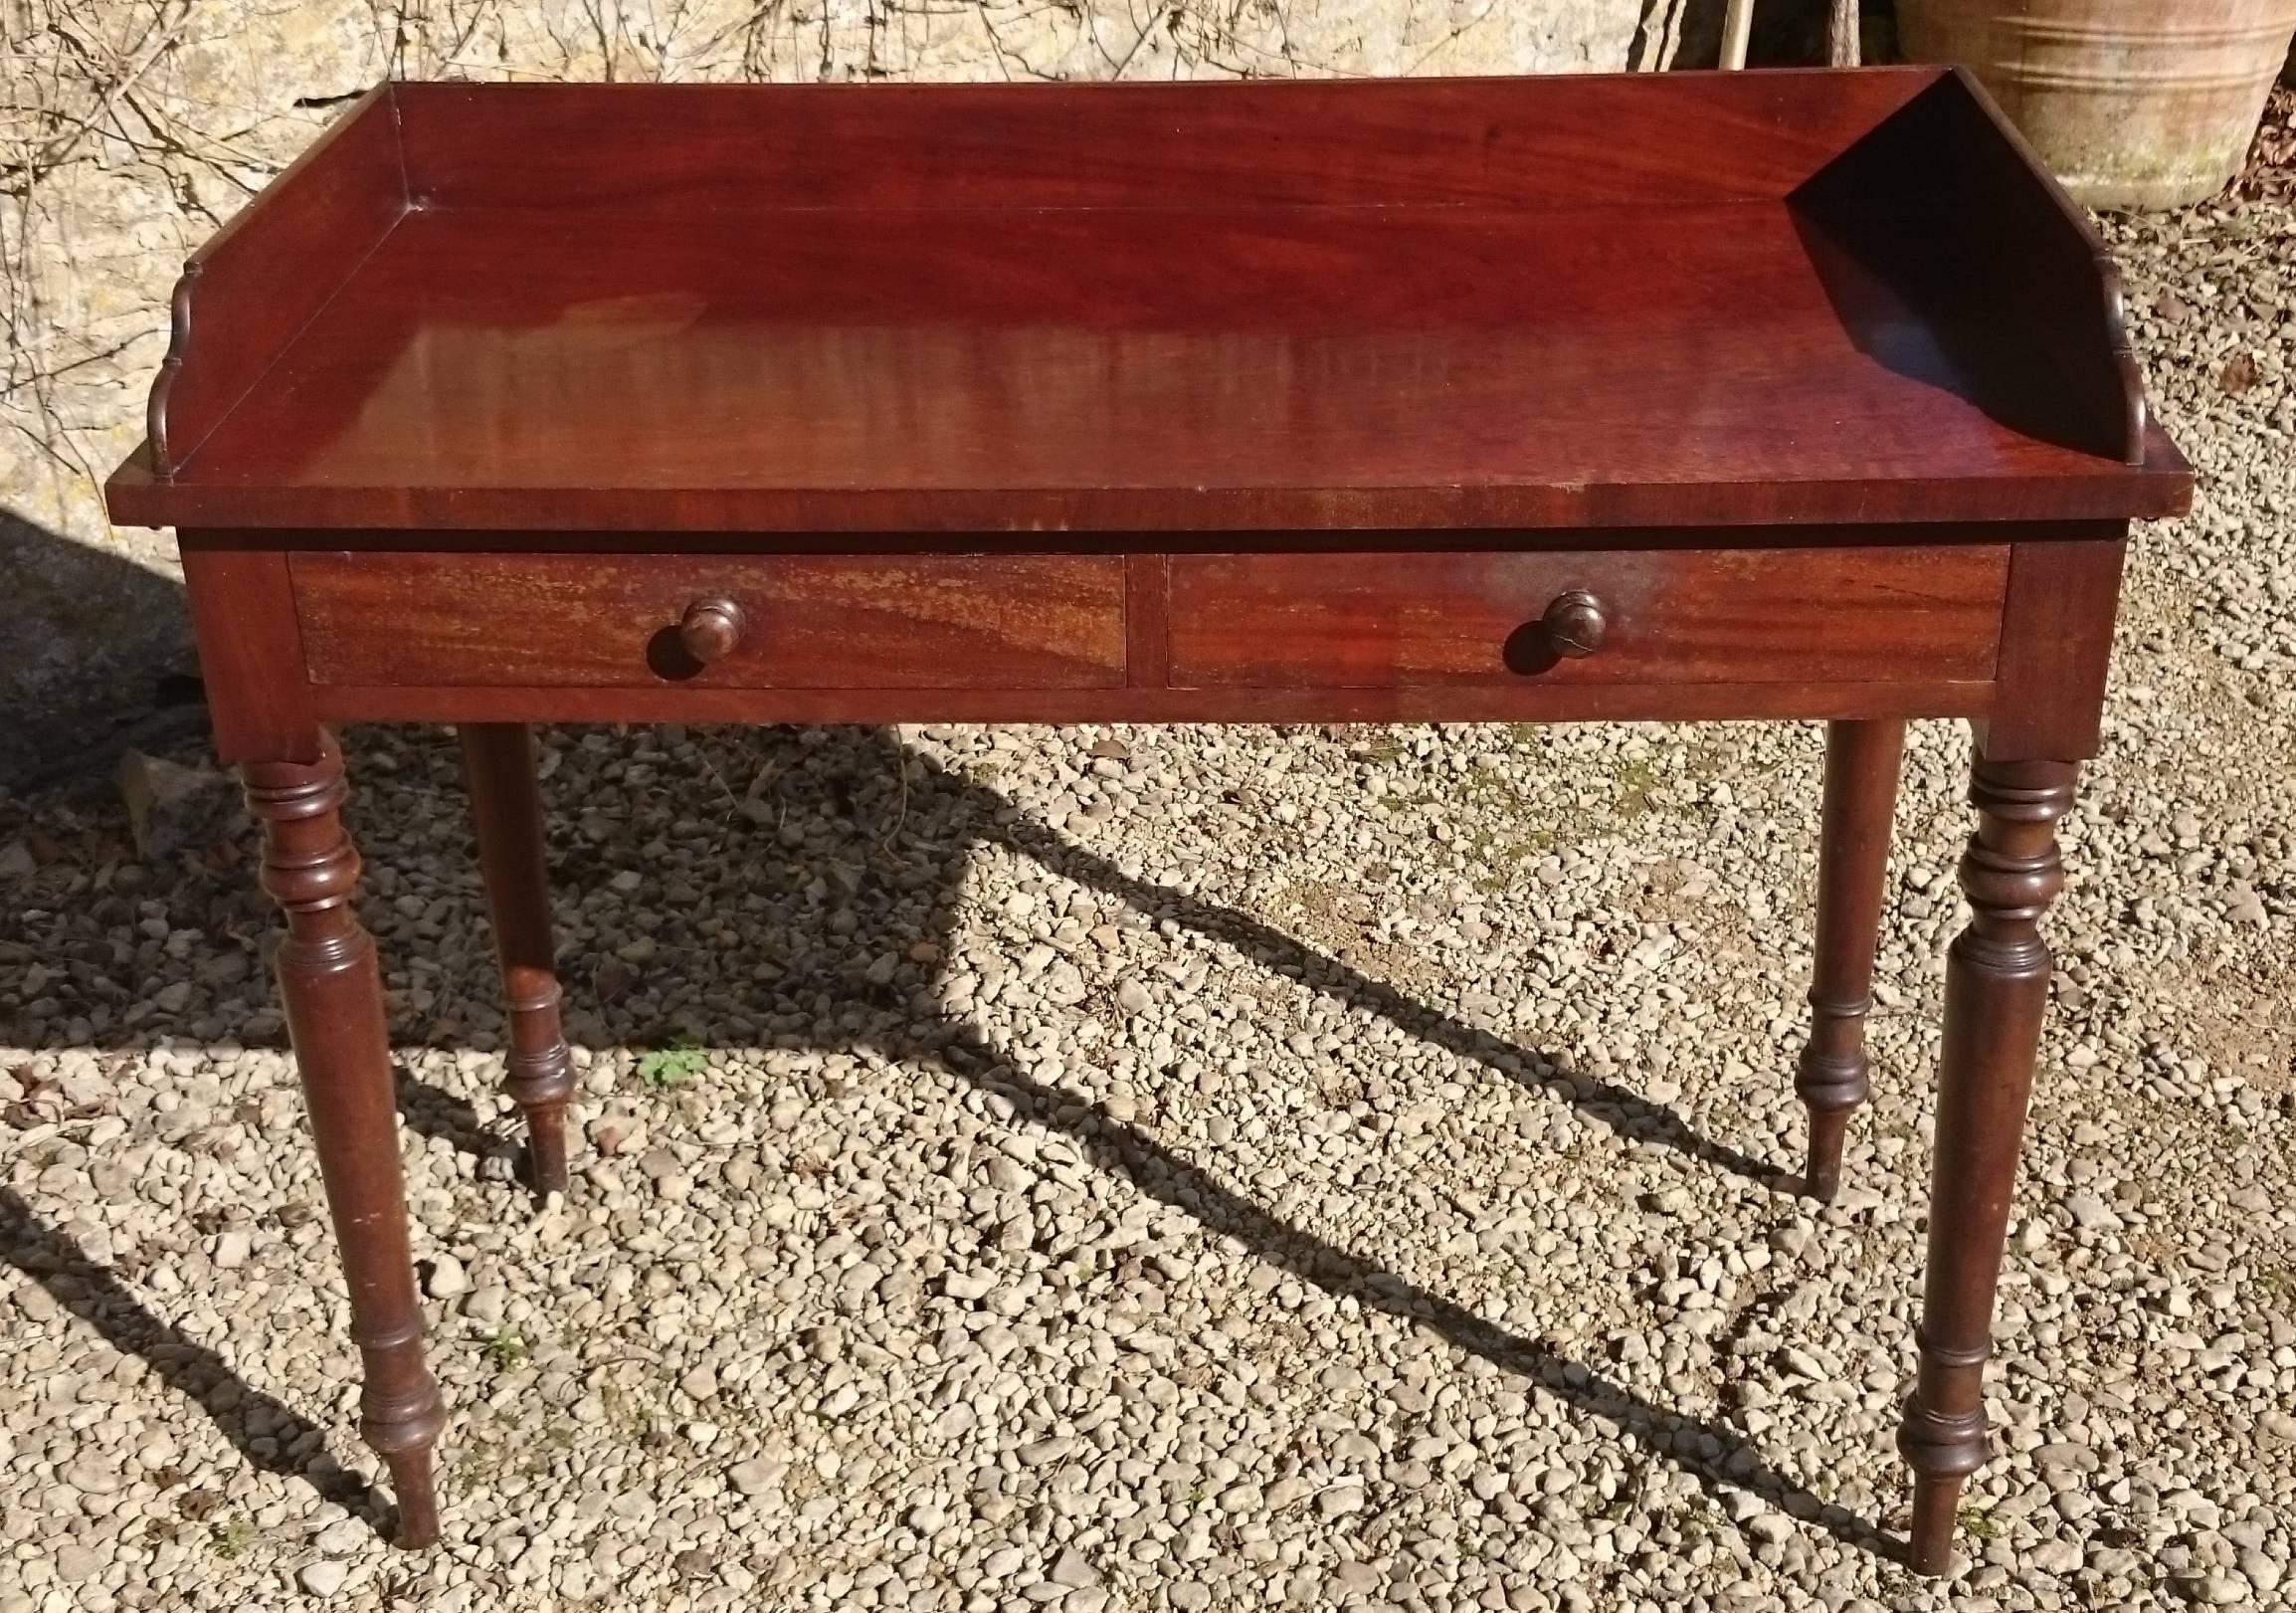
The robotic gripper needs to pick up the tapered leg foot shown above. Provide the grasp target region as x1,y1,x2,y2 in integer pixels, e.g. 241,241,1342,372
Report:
1895,754,2076,1576
1797,717,1904,1201
245,733,447,1546
460,724,577,1197
384,1447,441,1549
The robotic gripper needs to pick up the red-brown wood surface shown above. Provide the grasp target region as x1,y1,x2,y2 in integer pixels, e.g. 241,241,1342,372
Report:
105,70,2191,534
178,546,318,763
244,736,446,1544
291,551,1128,689
458,724,578,1196
146,88,404,478
1168,546,2008,687
1791,71,2150,467
395,72,1929,211
1797,717,1906,1202
1981,534,2130,761
301,679,1998,729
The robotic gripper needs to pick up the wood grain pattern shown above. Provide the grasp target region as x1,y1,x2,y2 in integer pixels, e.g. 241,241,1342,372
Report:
178,546,318,763
1789,70,2149,466
1168,547,2009,688
1123,552,1172,690
148,87,405,478
104,71,2191,534
244,735,445,1545
1981,532,2130,762
291,552,1128,689
1797,717,1906,1202
393,72,1933,212
459,724,577,1196
1899,756,2077,1573
304,679,1998,729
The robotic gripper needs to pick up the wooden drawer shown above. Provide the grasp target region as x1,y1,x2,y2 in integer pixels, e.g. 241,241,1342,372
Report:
292,552,1128,689
1168,546,2008,687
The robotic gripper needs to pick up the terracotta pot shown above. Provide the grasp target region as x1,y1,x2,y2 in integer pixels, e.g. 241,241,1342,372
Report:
1896,0,2296,207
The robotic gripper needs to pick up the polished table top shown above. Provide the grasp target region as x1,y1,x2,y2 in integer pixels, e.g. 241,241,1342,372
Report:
107,69,2188,534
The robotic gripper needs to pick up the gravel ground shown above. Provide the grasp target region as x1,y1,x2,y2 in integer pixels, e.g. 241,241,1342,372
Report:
4,192,2293,1611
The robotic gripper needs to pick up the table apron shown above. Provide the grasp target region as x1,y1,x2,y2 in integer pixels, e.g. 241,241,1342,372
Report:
178,529,2134,762
305,681,1995,727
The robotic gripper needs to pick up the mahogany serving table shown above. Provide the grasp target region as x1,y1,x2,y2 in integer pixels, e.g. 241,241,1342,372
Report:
107,69,2192,1575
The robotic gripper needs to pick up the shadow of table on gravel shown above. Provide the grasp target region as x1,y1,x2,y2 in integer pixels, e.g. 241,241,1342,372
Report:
3,717,1892,1564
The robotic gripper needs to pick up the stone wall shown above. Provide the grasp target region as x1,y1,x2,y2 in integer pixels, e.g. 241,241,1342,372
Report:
0,0,1730,776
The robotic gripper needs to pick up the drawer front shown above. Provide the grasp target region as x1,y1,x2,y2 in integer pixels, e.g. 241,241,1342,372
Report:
1168,546,2008,687
293,552,1128,689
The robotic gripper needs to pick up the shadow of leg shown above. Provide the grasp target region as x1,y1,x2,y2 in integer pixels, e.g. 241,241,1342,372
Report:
394,1066,519,1178
890,1019,1894,1563
0,1186,382,1519
973,773,1783,1191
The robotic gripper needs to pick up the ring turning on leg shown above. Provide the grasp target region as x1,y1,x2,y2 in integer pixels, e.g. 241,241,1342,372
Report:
245,734,447,1546
1797,718,1904,1201
460,723,578,1196
1896,755,2076,1575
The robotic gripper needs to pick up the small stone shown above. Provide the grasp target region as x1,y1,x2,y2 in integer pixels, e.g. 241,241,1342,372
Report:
728,1459,786,1497
65,1460,123,1497
1114,979,1152,1016
2177,1575,2250,1605
1219,1481,1262,1513
298,1560,350,1598
672,1548,714,1579
2030,1538,2081,1575
425,1255,470,1299
2236,1552,2282,1596
211,1230,252,1270
983,1547,1026,1579
2066,1194,2123,1232
1746,1512,1795,1545
941,1270,997,1302
1319,1485,1367,1518
313,1519,368,1556
1050,1546,1099,1589
53,1544,103,1583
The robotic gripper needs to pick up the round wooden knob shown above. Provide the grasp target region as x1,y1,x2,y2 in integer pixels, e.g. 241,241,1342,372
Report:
676,598,745,664
1539,590,1607,659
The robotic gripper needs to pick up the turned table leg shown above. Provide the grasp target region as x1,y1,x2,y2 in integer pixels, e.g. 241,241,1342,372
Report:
459,723,577,1196
1898,755,2076,1574
1798,717,1905,1201
246,734,447,1546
